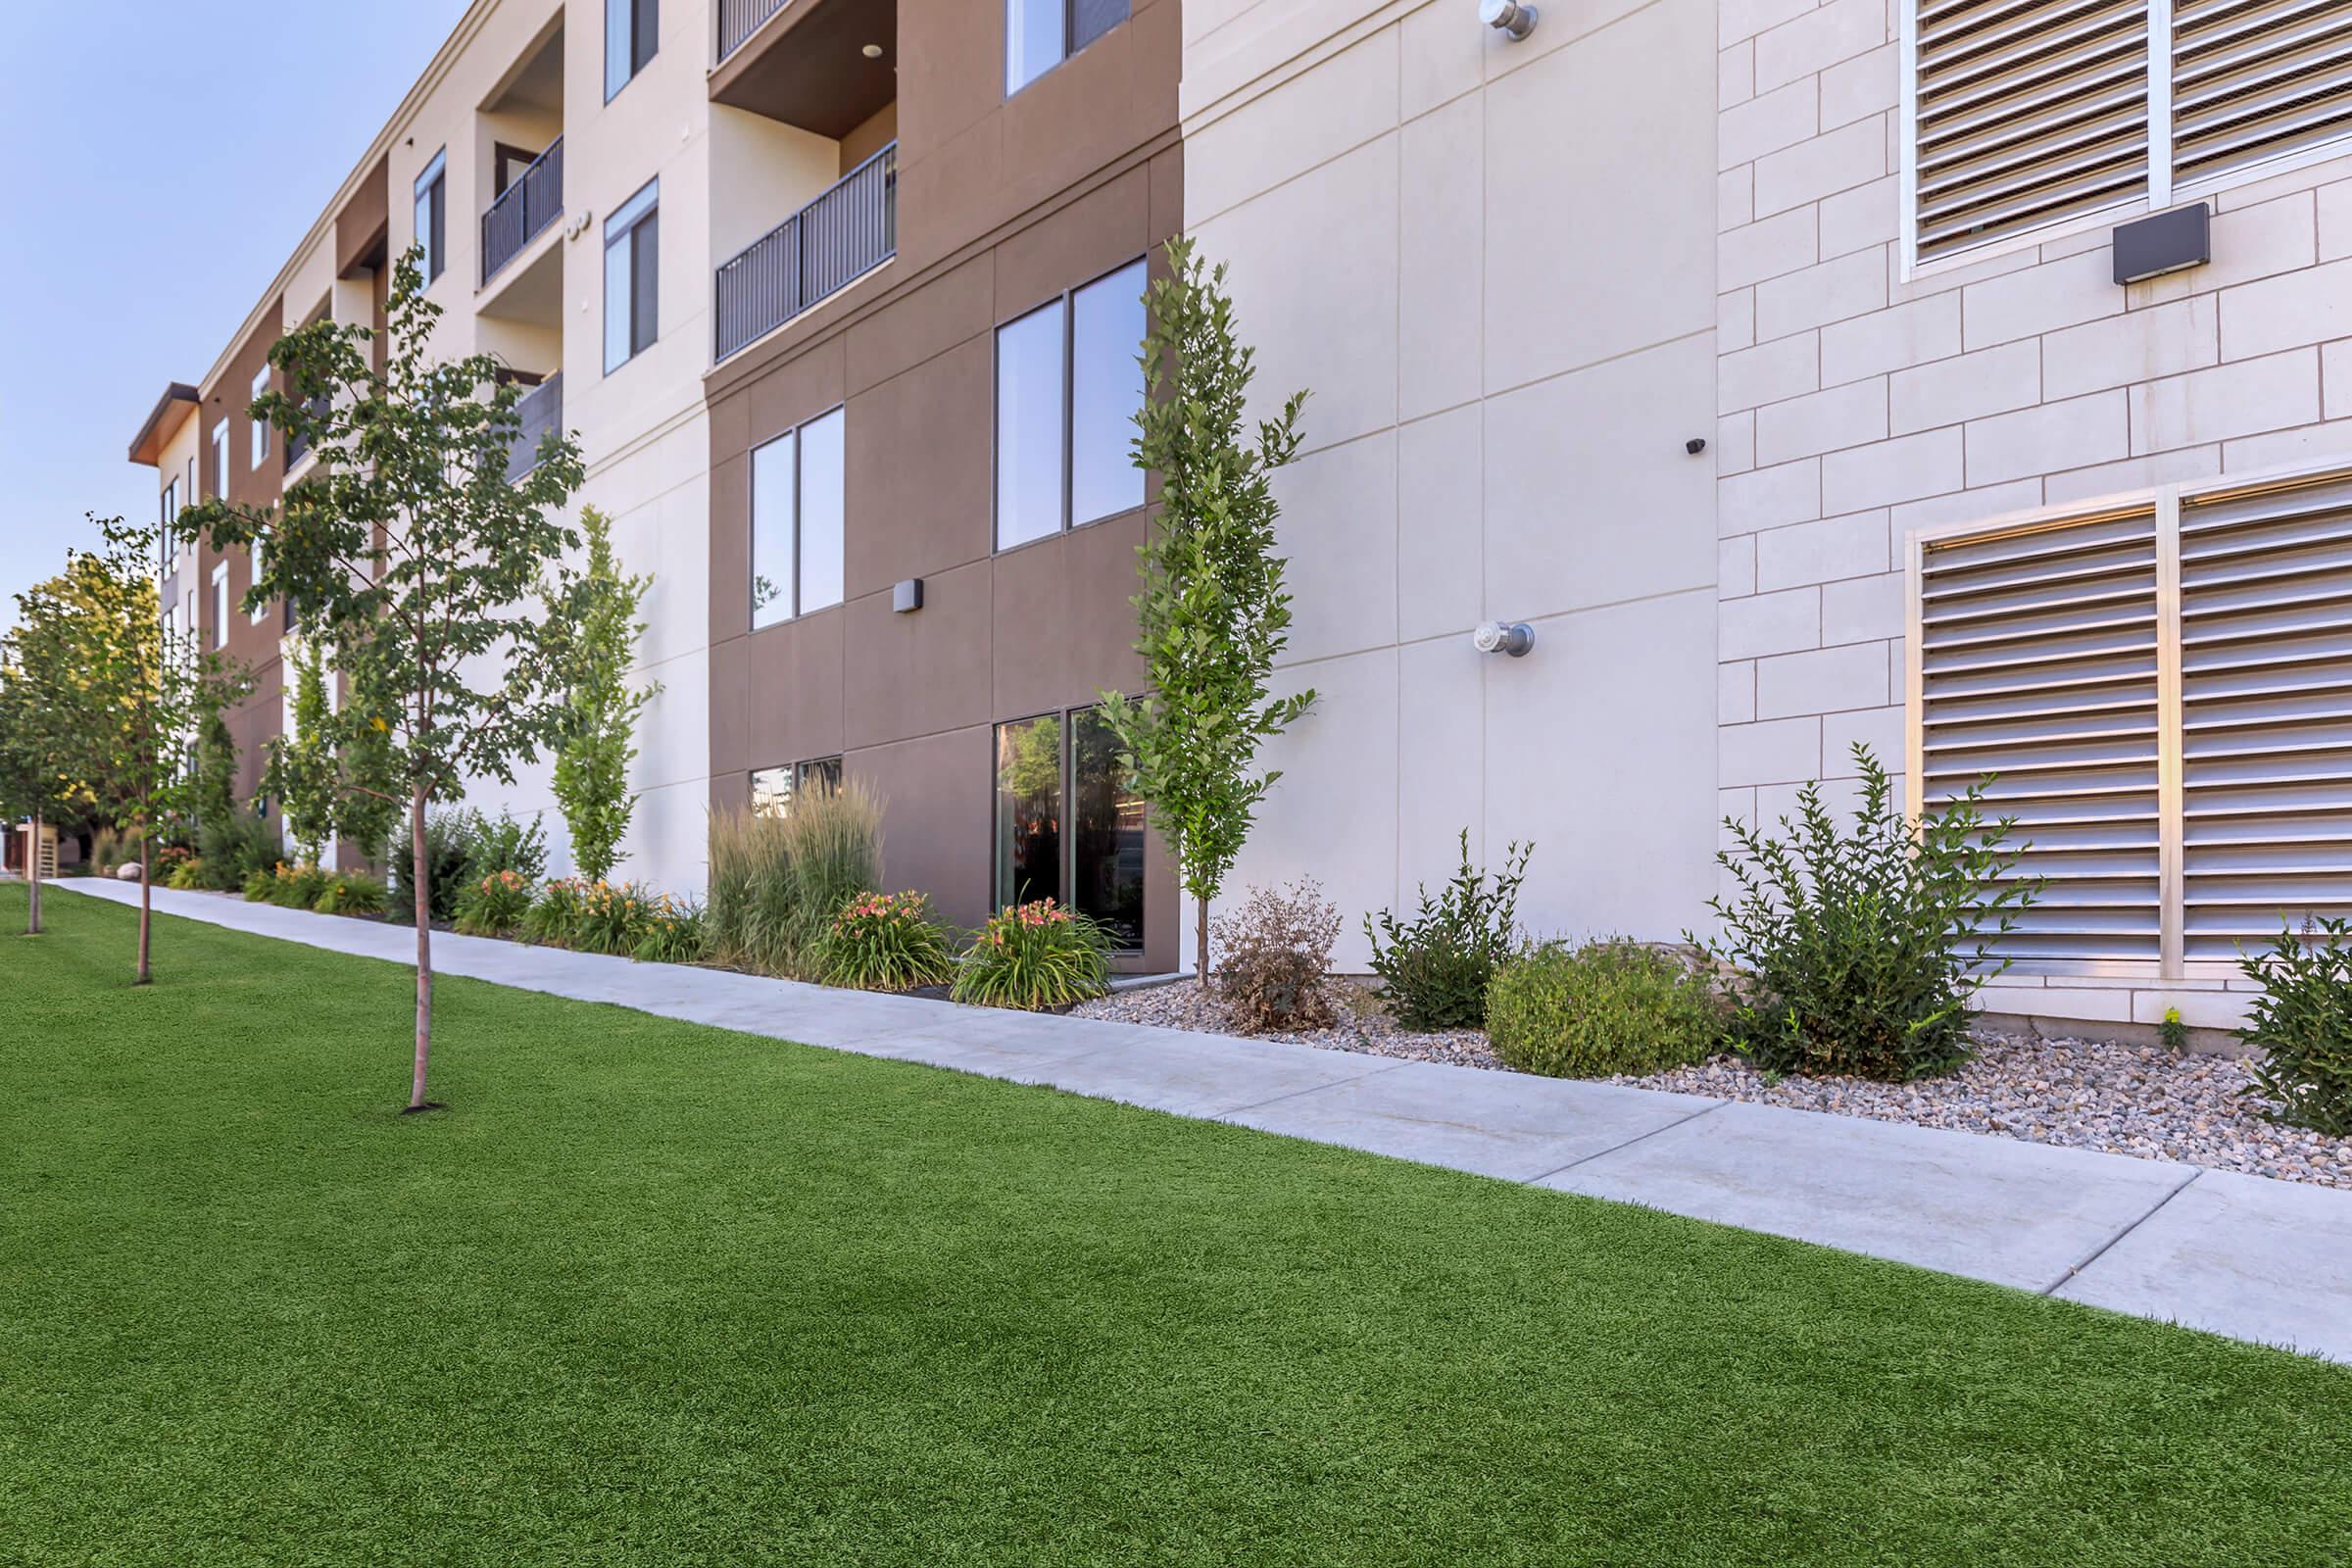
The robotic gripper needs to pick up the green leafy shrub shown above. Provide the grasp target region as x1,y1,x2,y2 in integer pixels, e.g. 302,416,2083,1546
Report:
2237,918,2352,1136
314,871,387,917
241,865,274,902
632,895,707,965
821,891,958,993
198,811,278,892
464,808,548,884
1364,831,1532,1031
705,782,882,980
572,880,656,956
388,808,479,925
268,861,331,909
1212,878,1341,1033
454,868,535,937
1487,940,1724,1078
1695,745,2037,1083
953,899,1110,1010
521,877,588,947
165,856,207,892
153,843,194,883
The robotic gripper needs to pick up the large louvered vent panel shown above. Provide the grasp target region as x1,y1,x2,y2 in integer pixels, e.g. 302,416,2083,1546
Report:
1919,508,2164,962
2177,476,2352,958
2174,0,2352,186
1915,0,2150,260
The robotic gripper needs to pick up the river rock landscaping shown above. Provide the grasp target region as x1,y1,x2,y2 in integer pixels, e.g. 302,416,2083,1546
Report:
1075,980,2352,1191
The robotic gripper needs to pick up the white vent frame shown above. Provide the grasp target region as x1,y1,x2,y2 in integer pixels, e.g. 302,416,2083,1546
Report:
1906,454,2352,979
1898,0,2352,276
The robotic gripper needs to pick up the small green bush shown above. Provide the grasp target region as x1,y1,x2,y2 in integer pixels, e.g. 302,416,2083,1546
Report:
241,865,274,902
268,861,331,909
953,900,1110,1010
314,872,387,917
2238,918,2352,1137
464,808,548,884
1364,831,1532,1031
454,868,535,937
632,895,707,965
165,856,207,892
1487,940,1723,1078
520,878,588,947
821,891,958,992
200,812,279,892
388,808,479,925
1695,745,2037,1083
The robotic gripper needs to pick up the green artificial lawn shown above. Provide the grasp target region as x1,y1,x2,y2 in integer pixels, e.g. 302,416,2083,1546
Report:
4,884,2350,1567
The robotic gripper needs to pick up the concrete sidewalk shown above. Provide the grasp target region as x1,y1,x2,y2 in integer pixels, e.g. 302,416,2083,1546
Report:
61,878,2352,1364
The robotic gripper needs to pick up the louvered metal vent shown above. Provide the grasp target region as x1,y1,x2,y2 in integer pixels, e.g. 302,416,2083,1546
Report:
1914,0,2151,260
2173,0,2352,185
1919,507,2165,962
2177,474,2352,957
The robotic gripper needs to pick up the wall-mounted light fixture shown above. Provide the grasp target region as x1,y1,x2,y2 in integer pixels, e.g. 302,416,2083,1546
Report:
1481,0,1539,40
893,577,924,613
1473,619,1535,658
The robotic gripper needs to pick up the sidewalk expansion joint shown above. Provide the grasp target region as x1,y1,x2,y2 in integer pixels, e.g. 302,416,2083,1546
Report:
1519,1100,1730,1187
1214,1061,1410,1119
2039,1166,2205,1297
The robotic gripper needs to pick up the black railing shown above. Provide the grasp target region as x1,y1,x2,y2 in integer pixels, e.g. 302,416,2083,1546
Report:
717,0,791,61
482,137,564,284
715,144,896,362
506,373,563,483
284,392,330,471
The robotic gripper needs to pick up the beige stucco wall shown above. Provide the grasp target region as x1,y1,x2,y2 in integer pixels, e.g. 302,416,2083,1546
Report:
1181,0,1723,967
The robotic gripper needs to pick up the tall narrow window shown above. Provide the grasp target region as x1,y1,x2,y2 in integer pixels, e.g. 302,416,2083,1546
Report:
249,368,270,467
994,714,1064,908
607,0,659,100
210,564,228,651
750,406,846,629
210,420,229,499
994,259,1147,551
414,149,447,283
604,179,660,372
1005,0,1128,93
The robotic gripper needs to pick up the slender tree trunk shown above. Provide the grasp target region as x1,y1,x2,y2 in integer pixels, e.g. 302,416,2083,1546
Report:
135,820,153,986
26,811,42,935
1197,893,1211,988
408,786,434,1110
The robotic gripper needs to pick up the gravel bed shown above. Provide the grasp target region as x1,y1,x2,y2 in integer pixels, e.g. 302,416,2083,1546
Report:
1075,980,2352,1190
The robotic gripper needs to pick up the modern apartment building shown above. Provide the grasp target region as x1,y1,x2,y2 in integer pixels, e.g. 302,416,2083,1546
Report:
128,0,2352,1031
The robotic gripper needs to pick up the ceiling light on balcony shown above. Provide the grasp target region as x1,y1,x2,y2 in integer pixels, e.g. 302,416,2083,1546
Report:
861,43,883,58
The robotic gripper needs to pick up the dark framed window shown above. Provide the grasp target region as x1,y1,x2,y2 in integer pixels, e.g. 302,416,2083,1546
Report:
992,706,1143,950
1005,0,1129,94
607,0,659,100
210,420,229,499
249,367,270,468
993,258,1147,551
413,148,448,283
750,755,845,818
605,179,660,372
750,406,846,628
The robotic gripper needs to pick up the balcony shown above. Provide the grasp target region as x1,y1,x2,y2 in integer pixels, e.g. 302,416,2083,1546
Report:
714,143,896,363
710,0,895,139
716,0,788,60
506,372,563,483
284,392,330,472
482,137,564,284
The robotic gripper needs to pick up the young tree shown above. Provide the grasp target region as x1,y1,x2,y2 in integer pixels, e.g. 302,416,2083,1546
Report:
1097,237,1315,982
177,250,585,1109
191,706,239,839
546,506,658,881
73,516,251,983
0,574,103,937
267,637,336,864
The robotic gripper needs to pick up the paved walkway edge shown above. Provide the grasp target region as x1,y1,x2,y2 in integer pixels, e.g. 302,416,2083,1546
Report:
50,879,2352,1366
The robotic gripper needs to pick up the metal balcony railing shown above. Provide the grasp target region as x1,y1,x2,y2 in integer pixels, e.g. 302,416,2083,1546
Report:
481,138,564,284
716,0,791,61
714,142,896,363
506,373,563,483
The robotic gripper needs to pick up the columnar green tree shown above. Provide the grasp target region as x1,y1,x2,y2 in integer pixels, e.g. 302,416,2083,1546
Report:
74,517,252,983
546,506,658,882
267,637,335,864
1097,237,1315,981
178,250,585,1109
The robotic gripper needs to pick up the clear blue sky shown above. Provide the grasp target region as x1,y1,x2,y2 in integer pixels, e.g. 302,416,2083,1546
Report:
0,0,472,630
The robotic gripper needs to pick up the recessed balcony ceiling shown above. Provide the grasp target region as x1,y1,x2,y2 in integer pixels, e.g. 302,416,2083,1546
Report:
710,0,897,140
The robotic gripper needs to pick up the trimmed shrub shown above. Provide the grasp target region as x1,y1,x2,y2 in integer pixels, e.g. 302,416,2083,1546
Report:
953,899,1110,1010
454,868,535,937
632,895,707,965
1364,831,1532,1031
1487,940,1724,1078
705,781,882,980
314,871,387,917
1695,744,2037,1083
1212,878,1341,1033
821,891,957,993
2238,918,2352,1136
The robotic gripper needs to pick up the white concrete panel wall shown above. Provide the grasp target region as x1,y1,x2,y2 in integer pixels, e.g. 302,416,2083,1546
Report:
1183,0,1722,967
1714,0,2352,1031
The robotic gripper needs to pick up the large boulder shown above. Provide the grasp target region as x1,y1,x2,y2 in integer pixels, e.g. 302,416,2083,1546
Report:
114,861,142,882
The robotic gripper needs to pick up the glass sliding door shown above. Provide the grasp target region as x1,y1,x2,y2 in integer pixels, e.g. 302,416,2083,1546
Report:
993,715,1063,909
1069,708,1143,950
